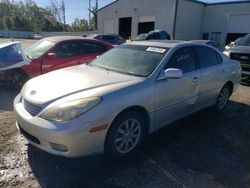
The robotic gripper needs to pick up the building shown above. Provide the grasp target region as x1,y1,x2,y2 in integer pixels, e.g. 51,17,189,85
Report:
97,0,250,45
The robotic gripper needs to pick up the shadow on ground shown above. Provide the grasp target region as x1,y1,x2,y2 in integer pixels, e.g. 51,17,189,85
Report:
27,100,250,188
0,88,18,111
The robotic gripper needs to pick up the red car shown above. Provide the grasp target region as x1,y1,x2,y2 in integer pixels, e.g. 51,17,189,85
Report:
2,36,113,89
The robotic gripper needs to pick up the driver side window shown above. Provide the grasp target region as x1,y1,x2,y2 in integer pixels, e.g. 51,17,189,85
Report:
165,47,196,73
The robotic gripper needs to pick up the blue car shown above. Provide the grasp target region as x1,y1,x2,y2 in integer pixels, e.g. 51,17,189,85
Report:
134,29,171,41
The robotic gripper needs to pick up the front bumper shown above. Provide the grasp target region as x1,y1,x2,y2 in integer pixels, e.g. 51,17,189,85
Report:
14,96,113,157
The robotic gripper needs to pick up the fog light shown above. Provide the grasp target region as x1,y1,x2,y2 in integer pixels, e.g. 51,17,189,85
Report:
50,143,68,152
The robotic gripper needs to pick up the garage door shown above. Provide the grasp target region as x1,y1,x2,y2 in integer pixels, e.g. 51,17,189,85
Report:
103,19,115,34
228,14,250,33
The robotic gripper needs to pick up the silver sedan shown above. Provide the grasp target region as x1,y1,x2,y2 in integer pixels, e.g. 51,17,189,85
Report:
14,41,241,158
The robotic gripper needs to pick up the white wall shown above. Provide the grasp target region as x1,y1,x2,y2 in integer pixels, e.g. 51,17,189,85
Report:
97,0,176,38
175,0,204,40
202,3,250,45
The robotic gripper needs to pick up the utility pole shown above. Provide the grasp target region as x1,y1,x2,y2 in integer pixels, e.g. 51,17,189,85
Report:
172,0,179,39
89,0,91,29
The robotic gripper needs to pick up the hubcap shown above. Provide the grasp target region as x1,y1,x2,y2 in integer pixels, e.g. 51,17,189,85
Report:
218,88,229,109
114,118,141,154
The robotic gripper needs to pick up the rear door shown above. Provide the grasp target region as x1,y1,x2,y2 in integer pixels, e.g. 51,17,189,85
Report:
154,47,200,130
195,46,225,107
41,40,108,74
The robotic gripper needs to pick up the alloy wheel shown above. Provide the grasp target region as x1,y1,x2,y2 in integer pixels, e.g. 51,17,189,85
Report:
114,118,141,154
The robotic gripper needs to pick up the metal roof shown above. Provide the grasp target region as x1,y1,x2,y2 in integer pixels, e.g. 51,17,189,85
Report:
98,0,250,12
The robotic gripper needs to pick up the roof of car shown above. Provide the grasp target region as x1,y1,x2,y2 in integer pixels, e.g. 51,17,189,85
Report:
127,40,191,48
45,36,86,42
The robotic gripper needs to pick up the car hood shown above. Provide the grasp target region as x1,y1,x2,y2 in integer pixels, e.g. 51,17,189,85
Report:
22,64,144,104
227,45,250,54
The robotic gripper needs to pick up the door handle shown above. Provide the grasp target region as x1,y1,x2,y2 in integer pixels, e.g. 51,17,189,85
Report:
192,77,199,83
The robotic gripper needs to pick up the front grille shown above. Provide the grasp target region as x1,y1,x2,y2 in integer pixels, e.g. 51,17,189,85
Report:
23,98,42,116
230,53,250,64
19,125,40,144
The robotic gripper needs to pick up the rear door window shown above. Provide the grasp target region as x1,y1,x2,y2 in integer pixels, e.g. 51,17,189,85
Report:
78,42,108,54
196,46,221,68
165,47,197,73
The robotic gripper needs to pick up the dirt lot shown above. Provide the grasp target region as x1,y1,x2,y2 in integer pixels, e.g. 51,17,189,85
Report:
0,83,249,188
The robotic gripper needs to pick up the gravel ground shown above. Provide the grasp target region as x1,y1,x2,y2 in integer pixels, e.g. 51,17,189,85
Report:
0,83,250,188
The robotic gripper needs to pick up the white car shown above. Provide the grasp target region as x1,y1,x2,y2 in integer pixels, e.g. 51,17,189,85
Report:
14,41,241,158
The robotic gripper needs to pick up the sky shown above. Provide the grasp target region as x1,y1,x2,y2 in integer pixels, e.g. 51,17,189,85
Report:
33,0,245,24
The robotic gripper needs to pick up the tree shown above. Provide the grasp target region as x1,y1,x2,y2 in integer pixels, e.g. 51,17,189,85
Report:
49,0,66,28
0,0,66,32
69,18,89,32
88,0,98,30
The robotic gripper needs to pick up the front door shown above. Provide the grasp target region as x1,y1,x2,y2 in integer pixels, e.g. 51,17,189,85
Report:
154,47,200,130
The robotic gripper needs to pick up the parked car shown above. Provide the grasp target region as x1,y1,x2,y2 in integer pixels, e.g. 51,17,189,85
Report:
191,40,223,51
133,30,171,41
86,34,125,45
225,37,242,50
14,41,241,158
1,36,113,89
224,33,250,79
133,33,149,41
33,33,43,40
0,42,30,90
147,29,171,40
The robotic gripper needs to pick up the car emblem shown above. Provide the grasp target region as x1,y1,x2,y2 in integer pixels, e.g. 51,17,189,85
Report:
241,56,249,60
30,90,36,95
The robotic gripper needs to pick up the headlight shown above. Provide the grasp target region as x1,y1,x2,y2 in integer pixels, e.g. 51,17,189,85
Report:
40,97,102,122
223,51,230,57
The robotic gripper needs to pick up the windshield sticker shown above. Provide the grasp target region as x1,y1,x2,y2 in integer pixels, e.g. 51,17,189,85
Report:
146,47,166,53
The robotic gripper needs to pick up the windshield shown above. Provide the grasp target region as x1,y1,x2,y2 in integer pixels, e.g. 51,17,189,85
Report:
24,39,54,58
86,34,98,39
235,34,250,46
91,45,169,77
135,34,148,40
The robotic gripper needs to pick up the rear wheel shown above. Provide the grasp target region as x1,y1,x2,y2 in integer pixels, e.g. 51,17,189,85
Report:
105,111,146,158
215,85,231,111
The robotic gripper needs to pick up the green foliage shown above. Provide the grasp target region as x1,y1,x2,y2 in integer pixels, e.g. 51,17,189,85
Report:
68,18,89,32
0,0,66,32
0,0,91,32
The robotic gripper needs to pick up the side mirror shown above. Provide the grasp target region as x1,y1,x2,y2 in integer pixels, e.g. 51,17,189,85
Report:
47,53,57,59
158,68,183,80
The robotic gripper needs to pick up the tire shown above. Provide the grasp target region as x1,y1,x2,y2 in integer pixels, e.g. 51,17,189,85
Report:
215,84,231,111
105,111,146,158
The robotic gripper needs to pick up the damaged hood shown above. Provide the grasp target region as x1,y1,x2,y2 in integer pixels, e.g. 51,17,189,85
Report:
0,42,30,71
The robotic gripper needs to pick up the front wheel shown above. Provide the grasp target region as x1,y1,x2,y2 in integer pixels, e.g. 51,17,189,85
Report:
215,85,230,111
105,111,146,158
